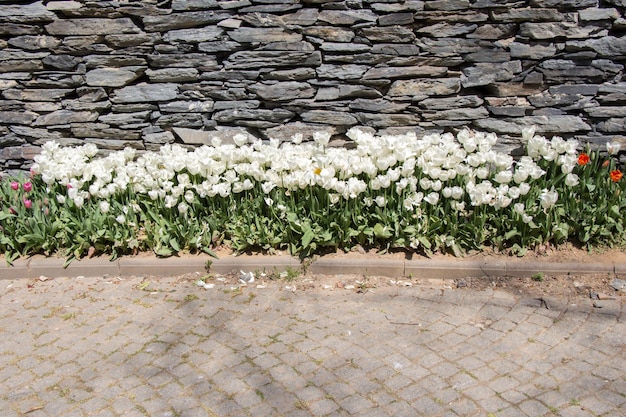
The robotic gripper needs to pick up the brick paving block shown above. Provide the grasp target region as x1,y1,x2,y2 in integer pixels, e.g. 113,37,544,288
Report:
397,364,430,382
384,373,413,392
438,331,468,348
448,371,477,391
361,409,393,417
231,361,258,380
92,409,118,417
535,330,568,347
430,362,461,379
323,381,354,401
536,390,570,410
397,383,428,402
592,300,622,318
111,397,135,415
334,364,367,383
369,390,396,407
413,396,445,416
448,397,481,416
452,341,479,358
489,358,523,375
246,402,277,417
476,395,512,413
383,400,421,416
295,385,326,403
518,398,550,416
252,352,281,369
366,365,396,384
437,290,467,306
421,375,449,395
495,406,530,417
436,388,461,405
232,389,263,409
578,394,614,415
292,361,320,378
499,388,529,404
280,371,308,392
559,406,596,417
453,322,483,337
456,356,486,372
212,398,243,416
338,394,375,415
320,352,347,370
80,396,109,413
263,393,299,416
180,407,213,417
419,353,444,369
487,375,520,393
464,384,498,402
307,345,334,362
601,388,626,408
309,367,336,387
68,387,97,404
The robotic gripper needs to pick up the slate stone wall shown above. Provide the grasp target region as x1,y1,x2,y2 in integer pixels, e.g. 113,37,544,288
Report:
1,0,626,169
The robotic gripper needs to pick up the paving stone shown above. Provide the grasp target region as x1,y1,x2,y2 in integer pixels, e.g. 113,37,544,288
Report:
338,394,375,414
0,274,624,417
518,398,550,416
397,383,428,402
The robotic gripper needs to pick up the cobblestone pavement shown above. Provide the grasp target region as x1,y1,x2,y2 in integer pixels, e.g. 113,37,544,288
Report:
1,273,624,417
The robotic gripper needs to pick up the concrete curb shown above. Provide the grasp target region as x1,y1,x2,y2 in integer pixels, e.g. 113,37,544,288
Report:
0,254,623,280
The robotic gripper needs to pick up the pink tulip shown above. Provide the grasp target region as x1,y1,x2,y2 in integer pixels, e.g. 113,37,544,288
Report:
10,181,19,191
23,199,33,209
23,182,32,192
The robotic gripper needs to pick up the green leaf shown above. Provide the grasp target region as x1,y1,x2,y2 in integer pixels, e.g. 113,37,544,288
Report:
155,247,173,257
169,238,180,252
553,223,570,242
302,229,315,248
449,242,462,257
201,247,218,258
373,223,392,239
63,256,75,268
0,212,15,221
418,236,431,250
504,229,520,240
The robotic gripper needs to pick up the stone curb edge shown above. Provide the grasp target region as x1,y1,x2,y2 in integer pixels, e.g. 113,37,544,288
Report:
0,255,624,280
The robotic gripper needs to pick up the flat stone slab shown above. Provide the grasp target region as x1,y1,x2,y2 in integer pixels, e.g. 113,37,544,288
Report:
0,254,621,281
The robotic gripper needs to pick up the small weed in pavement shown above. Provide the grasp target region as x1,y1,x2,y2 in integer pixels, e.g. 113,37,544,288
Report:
255,389,264,401
532,272,545,282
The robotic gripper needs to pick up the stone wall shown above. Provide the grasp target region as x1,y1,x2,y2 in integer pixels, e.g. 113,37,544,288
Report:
1,0,626,169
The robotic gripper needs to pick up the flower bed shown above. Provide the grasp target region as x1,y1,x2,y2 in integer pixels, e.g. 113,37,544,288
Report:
1,127,624,264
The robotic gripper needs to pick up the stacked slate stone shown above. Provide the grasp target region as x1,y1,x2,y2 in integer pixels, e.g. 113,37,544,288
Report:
0,0,625,169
